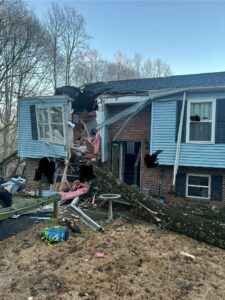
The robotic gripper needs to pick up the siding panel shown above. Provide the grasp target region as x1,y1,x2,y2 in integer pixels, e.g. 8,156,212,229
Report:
151,92,225,168
18,97,69,158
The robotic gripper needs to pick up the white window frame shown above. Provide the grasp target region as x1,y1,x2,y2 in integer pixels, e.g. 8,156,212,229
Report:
186,174,211,200
36,105,66,145
186,99,216,144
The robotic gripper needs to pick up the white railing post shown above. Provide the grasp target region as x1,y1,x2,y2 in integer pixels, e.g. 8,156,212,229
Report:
173,91,186,186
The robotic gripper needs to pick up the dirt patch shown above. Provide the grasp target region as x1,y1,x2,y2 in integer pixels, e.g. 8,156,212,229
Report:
1,217,225,300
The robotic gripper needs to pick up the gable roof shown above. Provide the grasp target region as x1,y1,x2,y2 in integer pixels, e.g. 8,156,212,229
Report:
83,71,225,95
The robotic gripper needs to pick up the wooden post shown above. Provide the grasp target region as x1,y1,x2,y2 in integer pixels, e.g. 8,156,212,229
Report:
38,180,43,197
59,147,72,191
108,200,113,221
53,199,58,219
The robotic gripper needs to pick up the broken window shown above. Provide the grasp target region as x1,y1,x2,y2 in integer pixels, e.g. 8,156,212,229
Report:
36,106,65,144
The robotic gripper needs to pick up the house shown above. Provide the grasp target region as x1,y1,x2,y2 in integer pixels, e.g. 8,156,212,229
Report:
18,71,225,204
90,71,225,203
17,91,99,191
18,95,73,190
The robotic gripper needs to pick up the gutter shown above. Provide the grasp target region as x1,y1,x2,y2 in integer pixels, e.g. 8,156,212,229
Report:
97,88,186,129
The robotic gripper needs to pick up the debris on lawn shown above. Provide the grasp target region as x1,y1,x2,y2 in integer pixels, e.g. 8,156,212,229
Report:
94,252,104,258
1,176,25,193
70,196,104,232
62,217,81,234
180,251,196,260
30,216,51,220
61,180,90,201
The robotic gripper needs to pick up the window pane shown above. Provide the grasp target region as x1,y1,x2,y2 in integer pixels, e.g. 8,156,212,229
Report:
190,122,211,141
188,176,209,186
202,103,212,120
37,108,48,123
188,186,209,198
191,103,201,117
51,107,63,123
39,124,50,139
52,125,64,141
126,142,135,154
190,102,212,121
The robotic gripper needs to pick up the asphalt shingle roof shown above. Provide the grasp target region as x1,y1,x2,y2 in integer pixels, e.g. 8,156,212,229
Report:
84,71,225,95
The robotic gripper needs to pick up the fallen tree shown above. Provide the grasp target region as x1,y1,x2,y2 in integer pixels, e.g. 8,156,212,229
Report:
93,164,225,250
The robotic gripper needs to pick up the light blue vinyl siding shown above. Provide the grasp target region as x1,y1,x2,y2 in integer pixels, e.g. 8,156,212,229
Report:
151,91,225,169
18,97,70,159
151,100,176,165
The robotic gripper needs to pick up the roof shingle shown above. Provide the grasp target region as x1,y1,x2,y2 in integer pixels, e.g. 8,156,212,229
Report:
84,71,225,95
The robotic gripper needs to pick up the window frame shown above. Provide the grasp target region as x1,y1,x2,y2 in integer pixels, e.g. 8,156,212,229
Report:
186,99,216,144
186,173,211,200
36,105,66,145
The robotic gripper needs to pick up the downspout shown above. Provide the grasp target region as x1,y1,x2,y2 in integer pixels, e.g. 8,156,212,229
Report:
172,91,186,186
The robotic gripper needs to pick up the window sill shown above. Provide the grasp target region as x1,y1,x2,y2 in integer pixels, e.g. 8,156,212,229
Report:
40,140,66,145
186,195,210,201
185,141,215,145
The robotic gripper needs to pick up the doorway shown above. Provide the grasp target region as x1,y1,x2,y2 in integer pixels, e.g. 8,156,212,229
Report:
112,141,141,186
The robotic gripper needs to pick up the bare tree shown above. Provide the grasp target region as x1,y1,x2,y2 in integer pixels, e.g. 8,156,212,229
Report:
132,53,142,78
0,0,52,158
45,2,65,89
61,3,90,86
100,52,172,82
45,2,90,87
142,58,172,78
72,49,105,85
103,51,138,81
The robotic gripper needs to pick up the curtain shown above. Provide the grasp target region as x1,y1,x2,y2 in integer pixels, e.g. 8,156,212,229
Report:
190,102,212,141
190,102,212,120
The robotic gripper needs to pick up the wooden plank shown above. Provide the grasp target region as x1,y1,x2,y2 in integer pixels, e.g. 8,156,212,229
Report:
53,200,58,218
0,194,60,221
59,148,72,191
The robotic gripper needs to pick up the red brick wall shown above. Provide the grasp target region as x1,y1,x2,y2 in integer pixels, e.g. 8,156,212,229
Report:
142,166,173,196
108,104,150,142
107,103,151,188
143,165,225,205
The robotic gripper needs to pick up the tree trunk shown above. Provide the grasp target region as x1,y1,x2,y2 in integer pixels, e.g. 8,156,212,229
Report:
92,163,225,249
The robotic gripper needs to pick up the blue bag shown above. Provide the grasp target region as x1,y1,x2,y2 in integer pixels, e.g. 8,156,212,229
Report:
41,226,69,245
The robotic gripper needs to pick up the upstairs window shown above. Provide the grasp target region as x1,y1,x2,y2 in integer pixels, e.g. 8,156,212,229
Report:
187,100,215,143
36,106,65,144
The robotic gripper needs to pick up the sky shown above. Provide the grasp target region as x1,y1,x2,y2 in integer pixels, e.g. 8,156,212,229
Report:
28,0,225,76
